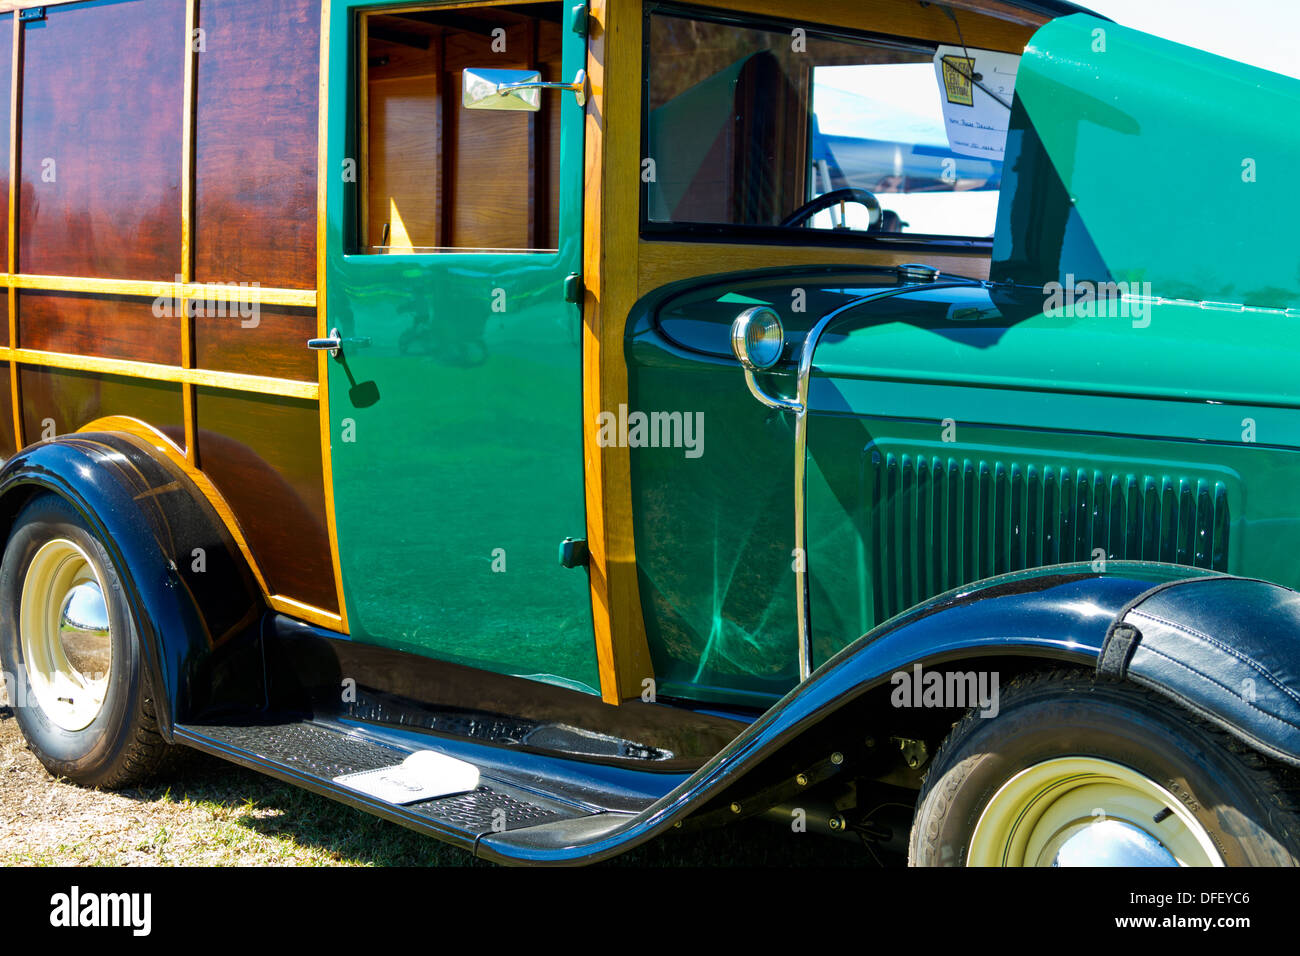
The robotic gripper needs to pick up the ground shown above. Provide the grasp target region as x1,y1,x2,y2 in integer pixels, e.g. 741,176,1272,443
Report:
0,710,886,867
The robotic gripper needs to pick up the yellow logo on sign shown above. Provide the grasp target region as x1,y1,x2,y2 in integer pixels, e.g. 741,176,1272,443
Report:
941,55,975,106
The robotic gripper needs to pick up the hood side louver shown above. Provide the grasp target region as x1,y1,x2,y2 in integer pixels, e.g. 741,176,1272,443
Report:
865,451,1230,622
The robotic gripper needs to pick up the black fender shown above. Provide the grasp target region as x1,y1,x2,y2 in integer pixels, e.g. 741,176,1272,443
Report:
477,561,1211,863
0,433,264,737
1098,574,1300,769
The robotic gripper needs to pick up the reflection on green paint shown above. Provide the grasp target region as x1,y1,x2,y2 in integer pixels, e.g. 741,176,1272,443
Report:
324,0,598,693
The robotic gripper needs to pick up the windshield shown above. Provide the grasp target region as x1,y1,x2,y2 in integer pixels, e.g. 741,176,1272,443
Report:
642,6,1017,240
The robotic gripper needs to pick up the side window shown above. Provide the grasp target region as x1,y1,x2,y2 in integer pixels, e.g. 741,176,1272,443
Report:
643,7,1015,241
359,3,563,253
808,55,1010,238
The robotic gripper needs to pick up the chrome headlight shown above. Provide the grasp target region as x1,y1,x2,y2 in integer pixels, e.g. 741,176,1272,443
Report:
730,307,785,371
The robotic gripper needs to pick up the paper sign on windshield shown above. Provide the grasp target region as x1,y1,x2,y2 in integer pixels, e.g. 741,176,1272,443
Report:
933,45,1020,160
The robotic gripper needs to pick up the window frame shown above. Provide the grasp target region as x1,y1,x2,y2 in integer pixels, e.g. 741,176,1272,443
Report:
352,0,569,256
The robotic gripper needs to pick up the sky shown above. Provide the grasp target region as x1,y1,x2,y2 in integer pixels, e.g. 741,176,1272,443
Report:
1080,0,1300,79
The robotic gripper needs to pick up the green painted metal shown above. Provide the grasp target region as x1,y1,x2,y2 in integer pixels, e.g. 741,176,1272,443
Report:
622,14,1300,702
998,13,1300,309
325,0,599,693
632,275,1300,701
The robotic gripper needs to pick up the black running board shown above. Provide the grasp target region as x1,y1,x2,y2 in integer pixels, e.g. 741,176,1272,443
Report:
174,719,642,854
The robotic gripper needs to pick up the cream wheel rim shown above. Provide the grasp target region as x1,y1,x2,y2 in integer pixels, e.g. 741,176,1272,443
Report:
967,756,1224,867
20,538,113,732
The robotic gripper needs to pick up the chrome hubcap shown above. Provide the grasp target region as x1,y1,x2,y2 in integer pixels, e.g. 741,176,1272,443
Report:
20,539,112,731
968,756,1224,867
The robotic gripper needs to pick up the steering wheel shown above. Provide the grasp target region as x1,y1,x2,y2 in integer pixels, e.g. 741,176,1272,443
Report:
779,187,882,231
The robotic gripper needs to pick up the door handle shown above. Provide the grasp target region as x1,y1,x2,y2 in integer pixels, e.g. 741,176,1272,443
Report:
307,331,342,354
307,329,371,356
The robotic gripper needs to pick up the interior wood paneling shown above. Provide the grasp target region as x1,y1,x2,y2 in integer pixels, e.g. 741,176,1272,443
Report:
18,0,185,280
18,291,182,366
195,387,337,614
194,0,321,290
695,0,1039,52
364,6,562,251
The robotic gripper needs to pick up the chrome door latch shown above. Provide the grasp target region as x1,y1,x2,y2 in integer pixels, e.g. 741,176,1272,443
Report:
307,329,371,357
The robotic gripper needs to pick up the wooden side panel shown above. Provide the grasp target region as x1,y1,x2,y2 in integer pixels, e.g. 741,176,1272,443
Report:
194,305,317,382
194,387,337,613
0,13,11,274
18,0,185,280
583,0,655,702
194,0,320,289
0,362,13,456
19,291,181,366
638,241,992,295
19,366,184,443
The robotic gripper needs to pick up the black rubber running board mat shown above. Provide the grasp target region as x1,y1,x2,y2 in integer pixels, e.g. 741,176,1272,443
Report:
175,721,589,843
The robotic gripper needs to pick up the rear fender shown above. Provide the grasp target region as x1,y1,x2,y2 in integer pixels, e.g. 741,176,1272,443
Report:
0,433,264,735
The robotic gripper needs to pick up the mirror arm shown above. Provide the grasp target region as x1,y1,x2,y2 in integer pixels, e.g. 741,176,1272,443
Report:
497,69,587,107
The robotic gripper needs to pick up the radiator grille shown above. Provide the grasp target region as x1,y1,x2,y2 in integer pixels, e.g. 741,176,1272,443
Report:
865,451,1230,621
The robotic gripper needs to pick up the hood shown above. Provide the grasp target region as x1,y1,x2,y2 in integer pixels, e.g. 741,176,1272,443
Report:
992,13,1300,310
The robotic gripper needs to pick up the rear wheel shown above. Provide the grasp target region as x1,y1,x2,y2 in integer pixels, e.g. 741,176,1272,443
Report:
910,670,1300,866
0,492,170,788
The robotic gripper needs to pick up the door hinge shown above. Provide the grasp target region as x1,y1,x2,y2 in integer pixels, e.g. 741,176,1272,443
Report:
563,272,584,304
558,537,589,569
569,3,587,36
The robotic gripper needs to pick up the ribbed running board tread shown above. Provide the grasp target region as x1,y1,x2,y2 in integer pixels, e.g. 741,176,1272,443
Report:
178,721,585,838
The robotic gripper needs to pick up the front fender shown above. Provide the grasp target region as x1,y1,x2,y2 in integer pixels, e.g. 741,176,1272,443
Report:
0,433,264,735
477,562,1198,863
1100,574,1300,769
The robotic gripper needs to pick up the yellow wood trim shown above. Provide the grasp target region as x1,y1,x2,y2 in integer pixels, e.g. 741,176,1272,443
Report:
0,347,319,399
270,594,343,630
181,0,195,288
8,15,19,451
683,0,1039,52
583,0,654,704
0,272,317,306
6,13,13,280
637,241,992,298
181,0,197,462
358,10,369,252
74,416,347,633
318,0,349,634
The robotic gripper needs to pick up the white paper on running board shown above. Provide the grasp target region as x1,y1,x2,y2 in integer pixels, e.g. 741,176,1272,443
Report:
333,750,481,805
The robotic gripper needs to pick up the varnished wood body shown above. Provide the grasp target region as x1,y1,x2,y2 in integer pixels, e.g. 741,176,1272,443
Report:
0,0,337,626
0,0,1046,682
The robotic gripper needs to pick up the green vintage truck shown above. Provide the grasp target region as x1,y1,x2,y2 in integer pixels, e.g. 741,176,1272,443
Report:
1,0,1298,866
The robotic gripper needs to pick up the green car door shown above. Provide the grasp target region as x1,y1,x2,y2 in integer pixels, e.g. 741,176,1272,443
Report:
324,0,598,693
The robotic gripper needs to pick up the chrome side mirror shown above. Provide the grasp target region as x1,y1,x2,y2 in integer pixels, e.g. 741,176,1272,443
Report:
462,67,587,111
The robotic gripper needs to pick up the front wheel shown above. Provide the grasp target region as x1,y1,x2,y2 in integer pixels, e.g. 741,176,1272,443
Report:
0,492,170,788
910,670,1300,866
